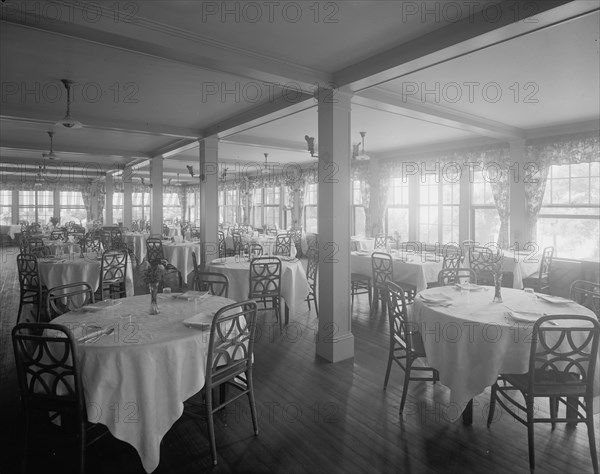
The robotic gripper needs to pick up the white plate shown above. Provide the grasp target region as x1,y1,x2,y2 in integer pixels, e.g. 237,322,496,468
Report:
506,311,543,322
419,293,453,304
183,312,214,329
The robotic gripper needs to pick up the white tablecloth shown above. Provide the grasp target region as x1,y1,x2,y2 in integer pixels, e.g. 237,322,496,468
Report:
1,224,22,239
53,294,234,473
463,249,541,289
350,237,375,251
412,286,598,417
207,256,308,318
162,242,203,284
225,234,297,258
351,251,443,292
123,233,150,263
38,254,134,296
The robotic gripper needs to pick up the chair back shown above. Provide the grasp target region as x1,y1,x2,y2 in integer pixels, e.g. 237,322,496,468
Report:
537,246,554,288
442,249,463,270
374,234,390,250
191,227,201,240
306,233,318,252
205,301,258,391
162,224,170,238
195,271,229,297
217,231,226,258
100,250,128,287
306,248,318,287
17,254,41,295
274,234,291,256
469,245,500,285
12,323,85,417
146,237,165,264
231,232,243,254
248,257,281,299
570,280,600,318
528,315,600,398
83,232,102,253
29,240,50,258
371,252,394,289
438,267,477,286
248,243,263,257
50,230,64,241
47,283,95,320
109,229,123,250
131,221,139,232
384,282,415,355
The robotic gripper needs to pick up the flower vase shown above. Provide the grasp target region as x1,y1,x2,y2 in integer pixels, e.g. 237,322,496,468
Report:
149,282,160,314
493,272,503,303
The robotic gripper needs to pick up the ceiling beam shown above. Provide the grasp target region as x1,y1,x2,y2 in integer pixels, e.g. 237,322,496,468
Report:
354,88,524,140
0,143,148,161
1,1,330,92
335,1,597,92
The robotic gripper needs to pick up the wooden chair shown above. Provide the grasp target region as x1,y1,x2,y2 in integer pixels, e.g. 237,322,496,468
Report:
145,237,182,289
248,257,282,330
231,232,243,255
437,268,477,286
96,250,128,301
247,243,263,257
469,245,499,286
351,273,372,310
47,282,95,320
522,246,554,294
274,234,292,256
487,315,599,474
371,252,416,316
83,232,102,253
50,230,65,241
442,249,463,270
383,282,439,414
305,248,318,315
569,280,600,318
16,253,45,324
184,301,259,466
290,228,303,258
191,251,229,297
374,234,392,250
12,323,108,474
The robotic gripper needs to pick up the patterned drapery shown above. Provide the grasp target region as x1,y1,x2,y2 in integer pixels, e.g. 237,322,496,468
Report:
524,132,600,241
286,175,306,230
176,186,187,220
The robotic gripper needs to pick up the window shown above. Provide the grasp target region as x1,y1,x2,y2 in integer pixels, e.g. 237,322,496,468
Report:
218,189,238,225
304,183,318,233
251,188,262,227
60,191,86,226
132,191,151,222
471,168,500,245
386,178,409,239
0,190,11,224
163,193,181,221
419,174,439,244
442,176,460,244
352,180,365,236
113,192,123,224
537,161,600,258
186,190,197,223
263,186,280,228
19,190,53,224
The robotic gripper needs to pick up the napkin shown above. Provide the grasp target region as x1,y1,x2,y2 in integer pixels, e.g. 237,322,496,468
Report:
419,292,453,305
177,290,209,300
182,312,214,329
506,310,543,323
536,294,571,304
455,283,485,291
83,300,123,312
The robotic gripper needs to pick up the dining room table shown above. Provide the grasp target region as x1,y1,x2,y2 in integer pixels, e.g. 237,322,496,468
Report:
350,236,375,251
225,233,297,258
161,240,203,285
37,252,134,297
206,255,309,322
123,232,150,263
412,285,599,424
51,292,236,472
351,249,444,292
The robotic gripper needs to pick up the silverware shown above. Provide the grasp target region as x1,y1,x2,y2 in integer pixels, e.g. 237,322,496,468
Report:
83,327,115,344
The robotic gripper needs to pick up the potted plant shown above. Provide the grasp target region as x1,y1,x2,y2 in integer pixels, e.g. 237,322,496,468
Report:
50,216,60,228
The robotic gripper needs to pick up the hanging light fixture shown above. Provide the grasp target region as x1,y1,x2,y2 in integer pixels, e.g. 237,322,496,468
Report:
56,79,83,129
42,131,58,160
34,162,45,187
305,135,317,157
352,132,371,161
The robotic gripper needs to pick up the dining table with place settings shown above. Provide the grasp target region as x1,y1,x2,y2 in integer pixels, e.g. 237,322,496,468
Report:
351,249,444,292
161,241,203,285
411,285,600,424
51,292,236,473
206,255,309,321
225,233,297,258
37,253,134,297
123,232,150,263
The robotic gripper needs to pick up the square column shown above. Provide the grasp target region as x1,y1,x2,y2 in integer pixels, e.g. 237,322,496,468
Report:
150,157,164,234
316,89,354,362
509,140,528,246
199,137,219,268
105,174,113,225
123,166,133,229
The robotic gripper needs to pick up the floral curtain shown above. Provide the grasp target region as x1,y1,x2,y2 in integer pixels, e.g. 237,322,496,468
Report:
351,162,371,236
524,132,600,241
286,176,306,230
176,185,187,220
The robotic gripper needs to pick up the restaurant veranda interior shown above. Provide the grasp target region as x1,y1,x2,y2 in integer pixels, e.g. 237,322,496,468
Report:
1,1,599,473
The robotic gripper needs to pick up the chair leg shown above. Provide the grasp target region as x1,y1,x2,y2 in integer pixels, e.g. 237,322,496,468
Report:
206,390,218,466
549,396,558,430
585,397,599,474
314,296,319,316
367,284,372,308
487,384,497,426
78,418,86,474
383,343,394,390
247,370,259,436
399,362,411,415
526,397,535,473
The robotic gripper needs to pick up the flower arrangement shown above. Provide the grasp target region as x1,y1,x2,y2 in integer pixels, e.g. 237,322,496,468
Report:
50,216,60,227
143,262,166,285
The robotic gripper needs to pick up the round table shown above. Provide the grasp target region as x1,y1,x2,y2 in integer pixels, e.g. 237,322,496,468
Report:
123,232,150,263
162,241,203,284
412,286,598,421
53,293,234,473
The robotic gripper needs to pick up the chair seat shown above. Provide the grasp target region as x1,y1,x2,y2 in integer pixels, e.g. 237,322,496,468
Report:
351,273,371,283
503,371,587,397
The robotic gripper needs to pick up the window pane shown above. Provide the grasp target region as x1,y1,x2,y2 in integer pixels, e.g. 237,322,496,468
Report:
304,206,318,233
474,208,501,245
537,217,599,259
19,191,35,206
0,190,12,206
386,207,408,239
353,206,365,236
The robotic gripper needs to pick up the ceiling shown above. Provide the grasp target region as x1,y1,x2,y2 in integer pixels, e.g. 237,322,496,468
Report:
1,1,598,186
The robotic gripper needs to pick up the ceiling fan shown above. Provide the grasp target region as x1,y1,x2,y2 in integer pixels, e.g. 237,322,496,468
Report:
352,131,371,161
56,79,83,129
42,131,58,160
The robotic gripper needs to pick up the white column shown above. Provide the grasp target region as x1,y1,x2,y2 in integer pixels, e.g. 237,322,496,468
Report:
150,157,164,234
316,89,354,363
199,137,219,268
509,139,528,246
123,166,133,229
11,190,18,224
105,174,113,225
459,163,471,245
53,189,60,223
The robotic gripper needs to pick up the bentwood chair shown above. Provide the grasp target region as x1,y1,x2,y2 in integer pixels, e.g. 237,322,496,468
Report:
305,248,318,315
569,280,600,318
248,257,283,330
374,234,394,250
17,253,45,324
442,248,463,270
47,282,95,320
83,232,103,253
469,245,500,286
522,246,554,294
50,230,65,241
231,232,244,255
274,234,292,256
487,315,599,474
191,251,230,297
145,236,183,289
184,301,259,466
384,282,439,414
12,323,108,474
437,268,477,286
96,250,128,301
351,273,372,310
371,252,416,316
246,243,263,257
290,228,303,258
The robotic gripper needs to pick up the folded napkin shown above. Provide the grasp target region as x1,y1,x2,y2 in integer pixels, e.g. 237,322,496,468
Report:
505,310,544,323
419,292,453,305
455,283,485,291
182,312,214,329
83,300,123,312
177,290,209,300
536,293,571,304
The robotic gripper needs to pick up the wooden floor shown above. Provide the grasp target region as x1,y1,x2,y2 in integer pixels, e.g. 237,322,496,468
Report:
1,244,598,473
